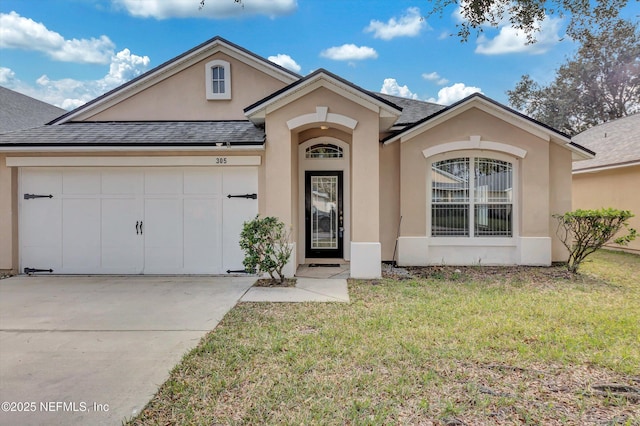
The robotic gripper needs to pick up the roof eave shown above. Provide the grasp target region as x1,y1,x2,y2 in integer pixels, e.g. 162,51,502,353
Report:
244,69,402,126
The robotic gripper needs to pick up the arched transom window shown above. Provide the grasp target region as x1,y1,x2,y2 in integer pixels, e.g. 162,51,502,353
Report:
305,144,343,159
431,156,513,237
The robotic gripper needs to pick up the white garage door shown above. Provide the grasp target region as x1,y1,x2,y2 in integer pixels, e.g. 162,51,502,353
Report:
19,167,257,274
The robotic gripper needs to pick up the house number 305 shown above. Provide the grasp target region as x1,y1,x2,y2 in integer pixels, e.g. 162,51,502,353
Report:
215,157,228,164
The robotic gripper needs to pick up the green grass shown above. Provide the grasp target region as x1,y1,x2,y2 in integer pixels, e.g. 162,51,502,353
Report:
130,250,640,425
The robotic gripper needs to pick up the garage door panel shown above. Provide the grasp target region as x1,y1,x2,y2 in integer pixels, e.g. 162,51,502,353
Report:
184,169,222,195
145,169,183,195
222,168,258,272
184,198,221,273
21,169,62,195
102,171,143,195
62,171,101,194
62,199,101,270
144,198,183,273
101,198,143,273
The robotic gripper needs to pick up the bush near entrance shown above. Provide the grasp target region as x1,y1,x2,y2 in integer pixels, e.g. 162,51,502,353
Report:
240,215,293,285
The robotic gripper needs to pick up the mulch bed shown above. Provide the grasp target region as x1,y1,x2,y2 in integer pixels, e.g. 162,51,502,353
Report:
253,278,297,287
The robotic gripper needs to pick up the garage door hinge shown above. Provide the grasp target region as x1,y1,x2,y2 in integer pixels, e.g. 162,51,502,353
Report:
24,267,53,275
24,194,53,200
227,193,257,199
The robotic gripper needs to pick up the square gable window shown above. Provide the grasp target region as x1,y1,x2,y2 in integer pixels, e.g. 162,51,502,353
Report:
206,60,231,100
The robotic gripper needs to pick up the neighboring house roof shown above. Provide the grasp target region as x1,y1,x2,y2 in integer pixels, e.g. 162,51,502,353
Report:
50,36,301,125
0,121,265,151
383,93,594,160
0,86,65,133
572,113,640,173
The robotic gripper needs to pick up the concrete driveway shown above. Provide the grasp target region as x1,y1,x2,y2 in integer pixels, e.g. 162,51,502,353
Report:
0,275,255,426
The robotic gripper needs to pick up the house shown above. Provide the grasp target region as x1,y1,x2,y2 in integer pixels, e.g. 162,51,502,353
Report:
0,86,65,133
0,36,594,278
572,113,640,253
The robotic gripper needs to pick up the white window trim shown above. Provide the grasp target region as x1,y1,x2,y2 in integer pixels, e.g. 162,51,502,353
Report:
426,149,519,244
205,59,231,100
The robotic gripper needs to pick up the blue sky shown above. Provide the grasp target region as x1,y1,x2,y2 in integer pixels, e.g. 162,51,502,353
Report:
1,0,638,110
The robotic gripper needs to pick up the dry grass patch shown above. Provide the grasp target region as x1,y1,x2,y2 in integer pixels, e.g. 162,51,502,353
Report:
130,251,639,425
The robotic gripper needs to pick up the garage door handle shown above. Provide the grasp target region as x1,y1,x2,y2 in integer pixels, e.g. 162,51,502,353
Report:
140,221,143,235
136,221,140,235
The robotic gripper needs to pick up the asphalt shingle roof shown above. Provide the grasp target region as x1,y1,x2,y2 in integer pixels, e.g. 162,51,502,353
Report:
0,86,66,133
375,93,445,126
572,113,640,171
0,121,266,147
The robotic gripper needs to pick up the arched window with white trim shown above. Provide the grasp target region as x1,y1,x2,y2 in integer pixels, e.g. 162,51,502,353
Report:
205,60,231,100
430,154,514,238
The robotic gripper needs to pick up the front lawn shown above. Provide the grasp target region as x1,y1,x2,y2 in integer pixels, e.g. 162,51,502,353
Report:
131,250,640,425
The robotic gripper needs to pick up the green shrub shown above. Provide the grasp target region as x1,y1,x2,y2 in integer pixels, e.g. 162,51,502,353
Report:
239,215,293,284
553,208,636,273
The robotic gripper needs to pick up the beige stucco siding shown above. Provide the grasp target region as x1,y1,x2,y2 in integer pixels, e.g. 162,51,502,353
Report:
85,52,288,121
400,108,553,238
573,165,640,253
263,87,382,244
396,107,569,265
549,143,572,261
379,142,400,261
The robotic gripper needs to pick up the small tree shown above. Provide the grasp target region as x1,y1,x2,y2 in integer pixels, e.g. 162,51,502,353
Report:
553,208,637,273
239,215,293,284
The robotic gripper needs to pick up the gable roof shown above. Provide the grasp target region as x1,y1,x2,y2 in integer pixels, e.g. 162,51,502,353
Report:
244,68,403,130
50,36,301,125
0,86,65,133
572,113,640,173
383,93,594,160
0,121,264,152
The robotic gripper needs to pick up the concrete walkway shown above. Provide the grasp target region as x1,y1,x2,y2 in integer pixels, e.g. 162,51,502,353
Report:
241,278,350,303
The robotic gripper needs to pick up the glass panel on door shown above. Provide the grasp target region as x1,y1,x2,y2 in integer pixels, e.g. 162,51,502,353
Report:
305,171,343,258
311,175,338,250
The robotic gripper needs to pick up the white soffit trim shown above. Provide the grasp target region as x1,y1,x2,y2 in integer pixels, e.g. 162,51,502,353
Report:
57,40,298,123
0,145,264,153
422,136,528,159
246,73,400,119
6,155,262,167
286,106,358,130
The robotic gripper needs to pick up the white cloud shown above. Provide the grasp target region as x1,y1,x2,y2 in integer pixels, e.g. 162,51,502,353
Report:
428,83,482,105
475,16,563,55
0,67,17,85
1,49,150,110
422,72,449,85
267,54,301,73
112,0,297,19
364,7,428,40
320,44,378,61
0,11,115,64
380,78,418,99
